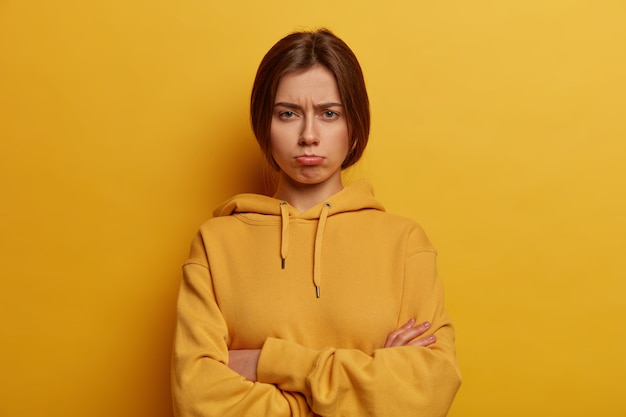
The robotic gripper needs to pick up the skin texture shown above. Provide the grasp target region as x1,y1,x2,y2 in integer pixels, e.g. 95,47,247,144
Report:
228,65,436,381
270,65,350,212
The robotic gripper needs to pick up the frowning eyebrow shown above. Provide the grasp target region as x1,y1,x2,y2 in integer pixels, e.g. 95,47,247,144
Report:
274,102,343,110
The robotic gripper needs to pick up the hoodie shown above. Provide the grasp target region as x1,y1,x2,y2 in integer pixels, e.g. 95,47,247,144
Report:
172,180,461,417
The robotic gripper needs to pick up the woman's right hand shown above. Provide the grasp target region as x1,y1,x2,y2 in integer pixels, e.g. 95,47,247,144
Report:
384,318,437,348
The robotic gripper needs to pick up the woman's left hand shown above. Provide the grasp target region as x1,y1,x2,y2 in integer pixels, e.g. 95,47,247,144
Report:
384,318,436,348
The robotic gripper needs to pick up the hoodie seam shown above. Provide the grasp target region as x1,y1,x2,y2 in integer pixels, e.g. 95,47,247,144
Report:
233,214,322,225
183,260,209,268
397,233,411,327
232,214,282,226
398,237,437,326
406,248,437,257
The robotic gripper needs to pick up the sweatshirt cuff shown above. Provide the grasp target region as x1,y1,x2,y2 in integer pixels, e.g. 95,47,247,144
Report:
257,337,319,393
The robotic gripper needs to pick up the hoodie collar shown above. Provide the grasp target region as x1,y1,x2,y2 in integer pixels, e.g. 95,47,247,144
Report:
213,180,384,218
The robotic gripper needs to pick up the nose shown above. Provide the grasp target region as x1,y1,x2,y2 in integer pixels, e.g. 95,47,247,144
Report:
298,117,319,146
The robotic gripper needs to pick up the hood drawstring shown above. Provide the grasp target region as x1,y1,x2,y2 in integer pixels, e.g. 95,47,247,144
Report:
313,202,331,298
279,202,289,269
278,201,331,298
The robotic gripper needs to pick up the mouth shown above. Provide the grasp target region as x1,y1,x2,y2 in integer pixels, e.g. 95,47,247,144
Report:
295,155,324,166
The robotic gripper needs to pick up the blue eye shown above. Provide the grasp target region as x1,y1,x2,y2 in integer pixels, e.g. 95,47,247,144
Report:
280,111,295,119
323,111,338,119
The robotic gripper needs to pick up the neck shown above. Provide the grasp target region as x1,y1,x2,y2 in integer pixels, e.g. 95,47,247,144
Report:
273,176,344,212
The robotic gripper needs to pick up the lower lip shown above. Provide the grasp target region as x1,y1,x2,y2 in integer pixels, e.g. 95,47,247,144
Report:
296,156,324,165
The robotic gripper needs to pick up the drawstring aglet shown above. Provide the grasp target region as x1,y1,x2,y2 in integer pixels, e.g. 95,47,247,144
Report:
315,286,320,298
281,258,286,269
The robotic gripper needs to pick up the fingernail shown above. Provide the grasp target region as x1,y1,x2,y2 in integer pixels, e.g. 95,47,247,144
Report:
423,321,431,328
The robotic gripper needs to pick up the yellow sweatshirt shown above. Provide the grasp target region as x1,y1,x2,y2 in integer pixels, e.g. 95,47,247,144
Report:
172,180,461,417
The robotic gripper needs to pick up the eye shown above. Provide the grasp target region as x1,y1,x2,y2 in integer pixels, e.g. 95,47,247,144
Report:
280,111,295,119
322,110,339,119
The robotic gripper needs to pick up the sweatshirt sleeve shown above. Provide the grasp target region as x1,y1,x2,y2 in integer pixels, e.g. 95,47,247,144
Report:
256,227,461,417
171,234,314,417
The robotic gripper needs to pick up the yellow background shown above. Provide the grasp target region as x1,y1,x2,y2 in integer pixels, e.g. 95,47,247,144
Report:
1,1,625,416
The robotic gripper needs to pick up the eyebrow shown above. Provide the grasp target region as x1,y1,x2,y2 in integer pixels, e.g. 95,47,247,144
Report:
274,102,344,110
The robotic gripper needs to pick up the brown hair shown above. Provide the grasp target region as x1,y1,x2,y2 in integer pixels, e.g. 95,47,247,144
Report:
250,29,370,170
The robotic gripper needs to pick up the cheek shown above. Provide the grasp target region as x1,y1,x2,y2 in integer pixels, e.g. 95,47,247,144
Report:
332,125,350,152
268,128,289,162
268,124,280,152
269,120,289,143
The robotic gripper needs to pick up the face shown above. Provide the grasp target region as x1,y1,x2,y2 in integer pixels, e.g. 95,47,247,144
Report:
270,65,350,193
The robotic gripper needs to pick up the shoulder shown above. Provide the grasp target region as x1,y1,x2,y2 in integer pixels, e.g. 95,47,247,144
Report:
348,208,435,252
185,216,241,265
376,211,435,253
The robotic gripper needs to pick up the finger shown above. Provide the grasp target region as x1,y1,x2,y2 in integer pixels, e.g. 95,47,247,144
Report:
384,318,415,347
387,322,431,347
390,323,430,347
408,334,437,348
394,321,430,345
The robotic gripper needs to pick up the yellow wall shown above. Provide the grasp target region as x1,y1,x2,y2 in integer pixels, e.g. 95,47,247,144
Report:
1,1,624,416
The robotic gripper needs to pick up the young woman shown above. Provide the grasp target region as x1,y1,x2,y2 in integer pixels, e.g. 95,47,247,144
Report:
172,29,461,417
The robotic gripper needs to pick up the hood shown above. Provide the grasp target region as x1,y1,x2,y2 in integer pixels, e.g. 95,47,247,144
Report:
213,179,384,218
212,180,385,298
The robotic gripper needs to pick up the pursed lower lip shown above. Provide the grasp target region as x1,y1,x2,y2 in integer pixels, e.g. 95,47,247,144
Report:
295,155,324,165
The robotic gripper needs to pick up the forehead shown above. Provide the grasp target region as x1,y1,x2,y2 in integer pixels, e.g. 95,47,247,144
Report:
275,65,341,102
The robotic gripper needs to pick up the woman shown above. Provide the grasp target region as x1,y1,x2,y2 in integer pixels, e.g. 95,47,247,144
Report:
172,29,461,417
